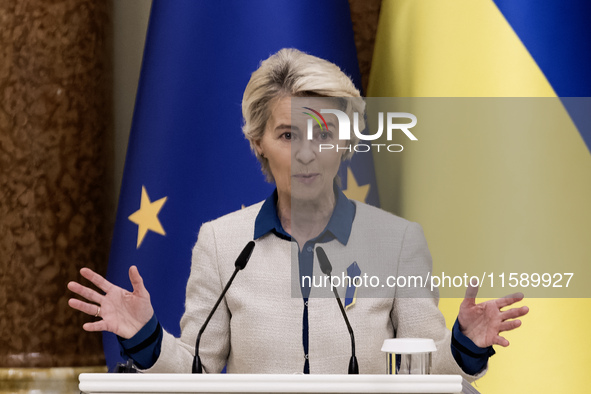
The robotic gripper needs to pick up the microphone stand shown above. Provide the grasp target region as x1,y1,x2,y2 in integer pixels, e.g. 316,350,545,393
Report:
192,266,241,373
315,247,359,374
192,241,255,373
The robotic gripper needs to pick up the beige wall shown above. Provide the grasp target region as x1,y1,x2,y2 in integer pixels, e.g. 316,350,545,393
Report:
113,0,152,202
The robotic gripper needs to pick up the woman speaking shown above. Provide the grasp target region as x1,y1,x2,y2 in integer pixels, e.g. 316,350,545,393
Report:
68,48,528,380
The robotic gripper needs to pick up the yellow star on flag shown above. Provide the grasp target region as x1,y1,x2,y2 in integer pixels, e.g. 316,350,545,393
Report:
128,186,168,248
343,168,370,203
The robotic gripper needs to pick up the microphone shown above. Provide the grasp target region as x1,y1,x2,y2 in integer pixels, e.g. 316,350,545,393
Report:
315,246,359,374
192,241,255,373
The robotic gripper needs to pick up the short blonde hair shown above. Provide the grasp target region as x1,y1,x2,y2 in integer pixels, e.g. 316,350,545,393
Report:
242,48,365,182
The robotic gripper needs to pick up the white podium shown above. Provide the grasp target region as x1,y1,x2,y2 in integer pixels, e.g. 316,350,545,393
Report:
79,373,476,394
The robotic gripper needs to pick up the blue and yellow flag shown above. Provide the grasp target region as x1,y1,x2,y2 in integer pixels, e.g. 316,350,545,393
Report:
369,0,590,392
105,0,379,370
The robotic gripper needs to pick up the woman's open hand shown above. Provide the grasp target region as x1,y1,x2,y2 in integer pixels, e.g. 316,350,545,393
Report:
67,266,154,339
458,282,529,348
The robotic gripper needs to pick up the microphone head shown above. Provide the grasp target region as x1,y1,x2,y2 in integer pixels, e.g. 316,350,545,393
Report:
235,241,255,270
315,246,332,276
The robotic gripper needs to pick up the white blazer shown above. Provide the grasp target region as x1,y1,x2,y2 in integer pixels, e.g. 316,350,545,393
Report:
145,201,485,382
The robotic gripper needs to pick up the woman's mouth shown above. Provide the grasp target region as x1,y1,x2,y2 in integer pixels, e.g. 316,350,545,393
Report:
293,173,320,184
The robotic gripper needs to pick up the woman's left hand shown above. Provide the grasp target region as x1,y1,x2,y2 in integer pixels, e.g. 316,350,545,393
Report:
458,283,529,348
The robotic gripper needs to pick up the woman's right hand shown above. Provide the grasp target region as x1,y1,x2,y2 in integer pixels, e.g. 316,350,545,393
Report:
67,265,154,339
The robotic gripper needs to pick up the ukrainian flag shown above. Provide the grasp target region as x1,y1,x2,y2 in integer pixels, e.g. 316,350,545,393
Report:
369,0,590,392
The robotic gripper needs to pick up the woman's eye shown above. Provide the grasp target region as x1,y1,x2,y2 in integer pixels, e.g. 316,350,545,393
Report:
281,132,292,140
318,131,332,140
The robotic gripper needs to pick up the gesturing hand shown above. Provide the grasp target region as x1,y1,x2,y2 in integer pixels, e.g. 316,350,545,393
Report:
458,282,529,348
67,266,154,339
